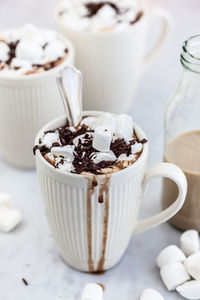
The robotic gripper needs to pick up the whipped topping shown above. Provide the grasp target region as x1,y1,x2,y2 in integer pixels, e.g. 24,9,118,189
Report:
34,113,147,175
0,24,69,75
57,0,143,32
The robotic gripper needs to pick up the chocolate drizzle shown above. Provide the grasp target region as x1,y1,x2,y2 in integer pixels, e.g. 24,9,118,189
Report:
85,2,120,17
96,176,110,271
85,174,110,272
86,175,98,272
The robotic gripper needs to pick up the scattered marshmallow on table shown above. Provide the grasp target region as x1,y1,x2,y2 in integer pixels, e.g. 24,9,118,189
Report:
0,193,12,208
160,261,190,291
180,230,200,256
81,283,104,300
157,230,200,299
0,207,22,232
185,251,200,281
0,193,22,232
140,288,164,300
177,280,200,300
156,245,186,269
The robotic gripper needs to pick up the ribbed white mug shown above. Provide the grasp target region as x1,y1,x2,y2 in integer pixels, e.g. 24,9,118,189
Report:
34,112,187,272
0,33,74,168
55,7,171,113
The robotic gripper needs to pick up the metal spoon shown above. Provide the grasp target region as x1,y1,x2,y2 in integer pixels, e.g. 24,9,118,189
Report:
56,66,82,127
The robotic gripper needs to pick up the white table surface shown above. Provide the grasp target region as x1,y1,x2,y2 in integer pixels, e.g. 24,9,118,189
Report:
0,1,200,299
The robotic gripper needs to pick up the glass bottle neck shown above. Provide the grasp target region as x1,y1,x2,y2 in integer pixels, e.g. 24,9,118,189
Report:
180,67,200,86
181,35,200,74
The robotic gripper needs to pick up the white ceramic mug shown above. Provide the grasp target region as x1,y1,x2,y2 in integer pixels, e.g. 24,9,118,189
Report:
55,7,171,113
34,111,187,272
0,33,74,168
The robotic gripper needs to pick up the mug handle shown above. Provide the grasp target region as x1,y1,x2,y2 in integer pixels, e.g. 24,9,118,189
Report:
133,163,187,235
144,7,172,66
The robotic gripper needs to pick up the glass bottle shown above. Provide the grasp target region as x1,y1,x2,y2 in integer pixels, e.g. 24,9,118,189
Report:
162,35,200,231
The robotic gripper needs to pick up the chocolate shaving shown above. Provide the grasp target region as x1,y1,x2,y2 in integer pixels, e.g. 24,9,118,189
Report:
110,137,137,158
22,278,28,286
33,145,50,156
5,40,19,64
85,1,120,18
130,11,143,25
42,42,48,49
140,138,148,144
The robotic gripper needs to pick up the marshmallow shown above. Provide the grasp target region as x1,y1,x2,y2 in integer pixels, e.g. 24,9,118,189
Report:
0,207,22,232
181,230,200,256
93,126,113,152
160,262,190,291
0,193,12,208
44,40,65,62
81,283,104,300
16,40,43,62
140,289,164,300
91,151,116,164
177,280,200,300
156,245,186,269
10,58,32,72
55,157,74,172
185,252,200,280
41,132,60,148
131,143,143,154
0,42,9,62
98,4,116,20
100,113,116,129
51,145,75,160
115,114,133,142
81,117,97,128
85,113,116,131
118,154,135,161
19,23,43,44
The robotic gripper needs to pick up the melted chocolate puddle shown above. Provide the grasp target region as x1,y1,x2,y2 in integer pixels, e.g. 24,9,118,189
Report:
85,174,110,272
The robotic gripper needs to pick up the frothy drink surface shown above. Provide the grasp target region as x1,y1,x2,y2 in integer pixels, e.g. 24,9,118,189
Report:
162,130,200,231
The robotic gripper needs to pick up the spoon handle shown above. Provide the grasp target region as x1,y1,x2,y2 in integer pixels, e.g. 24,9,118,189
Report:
56,66,82,127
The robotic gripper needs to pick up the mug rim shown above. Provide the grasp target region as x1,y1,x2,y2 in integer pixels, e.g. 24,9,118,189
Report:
55,6,148,38
0,30,75,81
34,111,148,179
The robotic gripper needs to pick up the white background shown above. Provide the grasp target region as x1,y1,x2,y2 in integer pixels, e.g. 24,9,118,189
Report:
0,0,200,299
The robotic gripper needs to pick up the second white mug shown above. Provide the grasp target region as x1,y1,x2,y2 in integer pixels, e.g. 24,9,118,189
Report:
56,6,171,113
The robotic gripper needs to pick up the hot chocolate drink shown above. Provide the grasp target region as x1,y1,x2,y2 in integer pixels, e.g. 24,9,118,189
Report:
57,0,143,32
34,112,147,175
162,130,200,231
0,24,69,75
